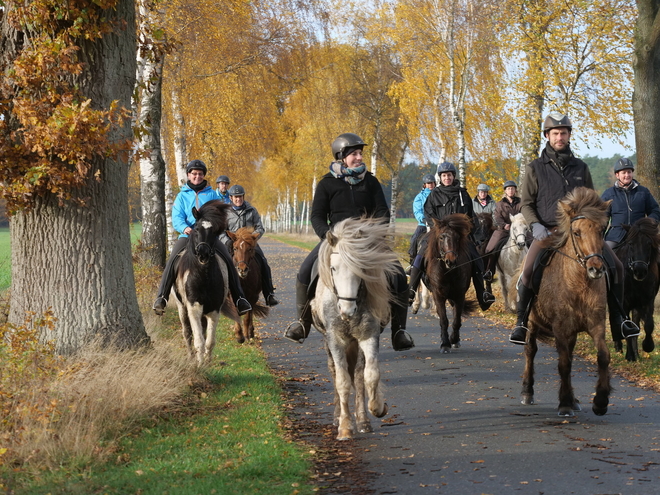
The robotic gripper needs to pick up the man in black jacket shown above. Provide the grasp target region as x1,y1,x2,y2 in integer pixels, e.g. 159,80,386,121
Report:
509,113,639,345
283,133,415,351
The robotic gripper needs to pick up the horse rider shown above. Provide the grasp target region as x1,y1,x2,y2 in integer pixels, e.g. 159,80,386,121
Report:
509,113,640,345
216,175,231,203
408,173,436,271
601,157,660,249
153,160,252,316
220,184,279,307
472,183,496,249
483,180,526,281
408,161,496,311
283,132,415,351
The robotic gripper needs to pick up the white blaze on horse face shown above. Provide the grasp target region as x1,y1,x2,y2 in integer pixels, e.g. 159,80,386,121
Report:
200,220,213,230
330,251,360,319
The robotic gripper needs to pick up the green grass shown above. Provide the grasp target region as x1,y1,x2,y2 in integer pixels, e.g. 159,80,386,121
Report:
0,227,10,291
7,316,315,494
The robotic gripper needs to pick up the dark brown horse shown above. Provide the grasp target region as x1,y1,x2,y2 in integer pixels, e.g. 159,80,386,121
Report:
425,213,478,353
226,227,269,343
521,187,612,417
613,217,660,361
474,212,495,294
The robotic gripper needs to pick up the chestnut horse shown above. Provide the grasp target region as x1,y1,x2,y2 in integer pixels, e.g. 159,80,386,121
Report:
612,217,660,361
226,227,269,343
424,213,478,353
521,187,612,417
311,217,398,440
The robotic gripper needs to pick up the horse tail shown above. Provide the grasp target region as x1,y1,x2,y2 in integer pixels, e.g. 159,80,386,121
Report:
250,303,270,319
463,298,479,315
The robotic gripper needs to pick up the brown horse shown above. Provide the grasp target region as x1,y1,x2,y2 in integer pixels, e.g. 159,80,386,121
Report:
613,217,660,361
425,213,478,353
521,187,612,417
474,212,496,294
226,227,269,343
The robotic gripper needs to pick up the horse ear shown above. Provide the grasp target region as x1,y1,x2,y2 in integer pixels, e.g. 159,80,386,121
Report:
227,230,236,241
326,231,337,246
559,200,574,218
252,232,260,240
192,207,200,220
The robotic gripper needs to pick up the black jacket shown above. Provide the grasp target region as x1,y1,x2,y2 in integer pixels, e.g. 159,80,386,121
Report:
601,180,660,243
423,180,473,225
311,172,390,239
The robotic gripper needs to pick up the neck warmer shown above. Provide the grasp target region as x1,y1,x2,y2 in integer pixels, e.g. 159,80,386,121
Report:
188,180,208,192
232,203,246,210
545,142,573,169
329,161,367,185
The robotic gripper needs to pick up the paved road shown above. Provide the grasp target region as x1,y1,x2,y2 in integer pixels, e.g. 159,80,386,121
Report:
258,236,660,495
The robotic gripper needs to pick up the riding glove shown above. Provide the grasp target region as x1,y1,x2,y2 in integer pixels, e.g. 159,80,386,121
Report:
531,222,550,241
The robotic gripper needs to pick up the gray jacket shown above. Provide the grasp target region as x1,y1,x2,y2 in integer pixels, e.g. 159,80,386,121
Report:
220,201,265,247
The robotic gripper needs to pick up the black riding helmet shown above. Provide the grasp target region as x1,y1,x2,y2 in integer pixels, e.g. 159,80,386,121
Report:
332,133,367,160
228,184,245,196
543,113,572,136
216,175,230,184
437,161,457,176
503,180,517,189
422,173,436,184
614,157,634,173
186,159,207,175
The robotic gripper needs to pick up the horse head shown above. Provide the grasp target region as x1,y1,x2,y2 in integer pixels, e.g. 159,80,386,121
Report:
190,200,231,265
326,230,362,319
509,213,528,250
228,228,259,279
620,218,660,282
556,188,611,280
431,214,470,270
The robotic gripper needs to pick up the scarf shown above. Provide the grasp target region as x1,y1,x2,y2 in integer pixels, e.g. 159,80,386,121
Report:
187,179,208,192
232,203,246,211
329,161,367,185
435,180,465,206
545,142,573,169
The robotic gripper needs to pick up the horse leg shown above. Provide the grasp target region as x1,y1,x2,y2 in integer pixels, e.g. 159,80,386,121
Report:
625,309,641,361
246,311,254,341
178,307,195,360
360,336,387,421
555,333,579,417
325,345,341,428
436,299,451,353
203,314,218,364
411,287,421,314
641,304,655,353
450,297,463,348
521,331,537,405
234,319,245,344
591,325,611,416
188,305,207,367
330,348,354,441
352,344,372,433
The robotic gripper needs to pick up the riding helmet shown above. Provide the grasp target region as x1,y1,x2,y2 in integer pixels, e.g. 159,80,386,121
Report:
228,184,245,196
422,173,436,184
477,183,490,192
186,159,207,175
216,175,230,184
543,112,572,135
503,180,517,189
437,161,457,176
614,157,635,173
331,133,367,160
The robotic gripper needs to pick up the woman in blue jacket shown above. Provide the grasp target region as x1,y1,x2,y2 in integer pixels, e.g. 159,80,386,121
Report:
153,160,251,315
601,158,660,248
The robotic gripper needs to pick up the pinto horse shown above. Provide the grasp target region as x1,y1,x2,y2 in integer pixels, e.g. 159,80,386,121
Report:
424,213,478,353
612,217,660,361
521,187,612,417
226,227,269,343
311,217,399,440
173,200,238,366
497,213,529,312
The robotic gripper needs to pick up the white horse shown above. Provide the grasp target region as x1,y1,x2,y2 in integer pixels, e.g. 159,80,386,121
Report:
497,213,529,311
411,280,436,315
311,217,399,440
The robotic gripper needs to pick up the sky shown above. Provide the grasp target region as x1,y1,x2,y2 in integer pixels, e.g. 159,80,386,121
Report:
572,134,635,159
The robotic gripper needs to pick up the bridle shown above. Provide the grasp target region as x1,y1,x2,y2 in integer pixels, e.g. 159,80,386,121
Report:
193,240,215,264
568,215,605,268
436,232,458,268
329,250,362,303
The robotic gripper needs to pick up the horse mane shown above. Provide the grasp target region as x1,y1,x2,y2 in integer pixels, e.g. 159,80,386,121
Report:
195,200,231,236
232,226,258,245
318,217,400,324
622,217,660,250
427,213,472,257
550,187,610,249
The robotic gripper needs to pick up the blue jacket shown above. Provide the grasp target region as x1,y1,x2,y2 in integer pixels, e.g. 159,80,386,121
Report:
413,188,432,226
217,189,231,204
172,183,220,237
601,179,660,243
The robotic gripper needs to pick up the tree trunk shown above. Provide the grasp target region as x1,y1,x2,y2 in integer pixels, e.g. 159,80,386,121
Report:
9,0,149,354
633,0,660,200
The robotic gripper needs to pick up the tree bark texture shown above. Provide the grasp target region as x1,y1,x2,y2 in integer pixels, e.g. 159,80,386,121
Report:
8,0,149,354
633,0,660,200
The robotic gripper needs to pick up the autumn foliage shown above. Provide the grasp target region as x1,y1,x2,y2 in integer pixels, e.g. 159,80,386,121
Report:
0,1,132,215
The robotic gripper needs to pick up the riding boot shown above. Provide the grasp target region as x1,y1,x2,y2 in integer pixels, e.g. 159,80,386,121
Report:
257,252,279,307
482,254,493,282
469,243,495,310
391,292,415,351
216,242,252,315
284,279,313,343
408,266,423,306
608,280,640,339
509,283,535,345
153,238,188,315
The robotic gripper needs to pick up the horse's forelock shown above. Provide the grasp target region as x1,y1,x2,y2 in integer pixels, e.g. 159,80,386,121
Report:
553,188,608,248
196,200,230,234
233,226,258,246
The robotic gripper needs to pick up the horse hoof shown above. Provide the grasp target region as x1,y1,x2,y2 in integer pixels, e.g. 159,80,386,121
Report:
614,341,623,353
441,346,451,354
337,429,353,441
572,401,582,412
557,407,575,417
373,403,388,418
358,422,373,433
452,342,461,349
592,405,608,416
643,339,655,353
521,395,534,405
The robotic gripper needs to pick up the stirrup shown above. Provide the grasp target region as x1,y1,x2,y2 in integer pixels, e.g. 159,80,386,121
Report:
236,297,252,315
392,330,415,351
509,325,528,345
483,270,493,282
153,296,167,316
284,320,307,343
621,319,640,338
265,293,279,307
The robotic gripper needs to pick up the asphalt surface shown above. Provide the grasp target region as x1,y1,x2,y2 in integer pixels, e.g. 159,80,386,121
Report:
258,235,660,495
